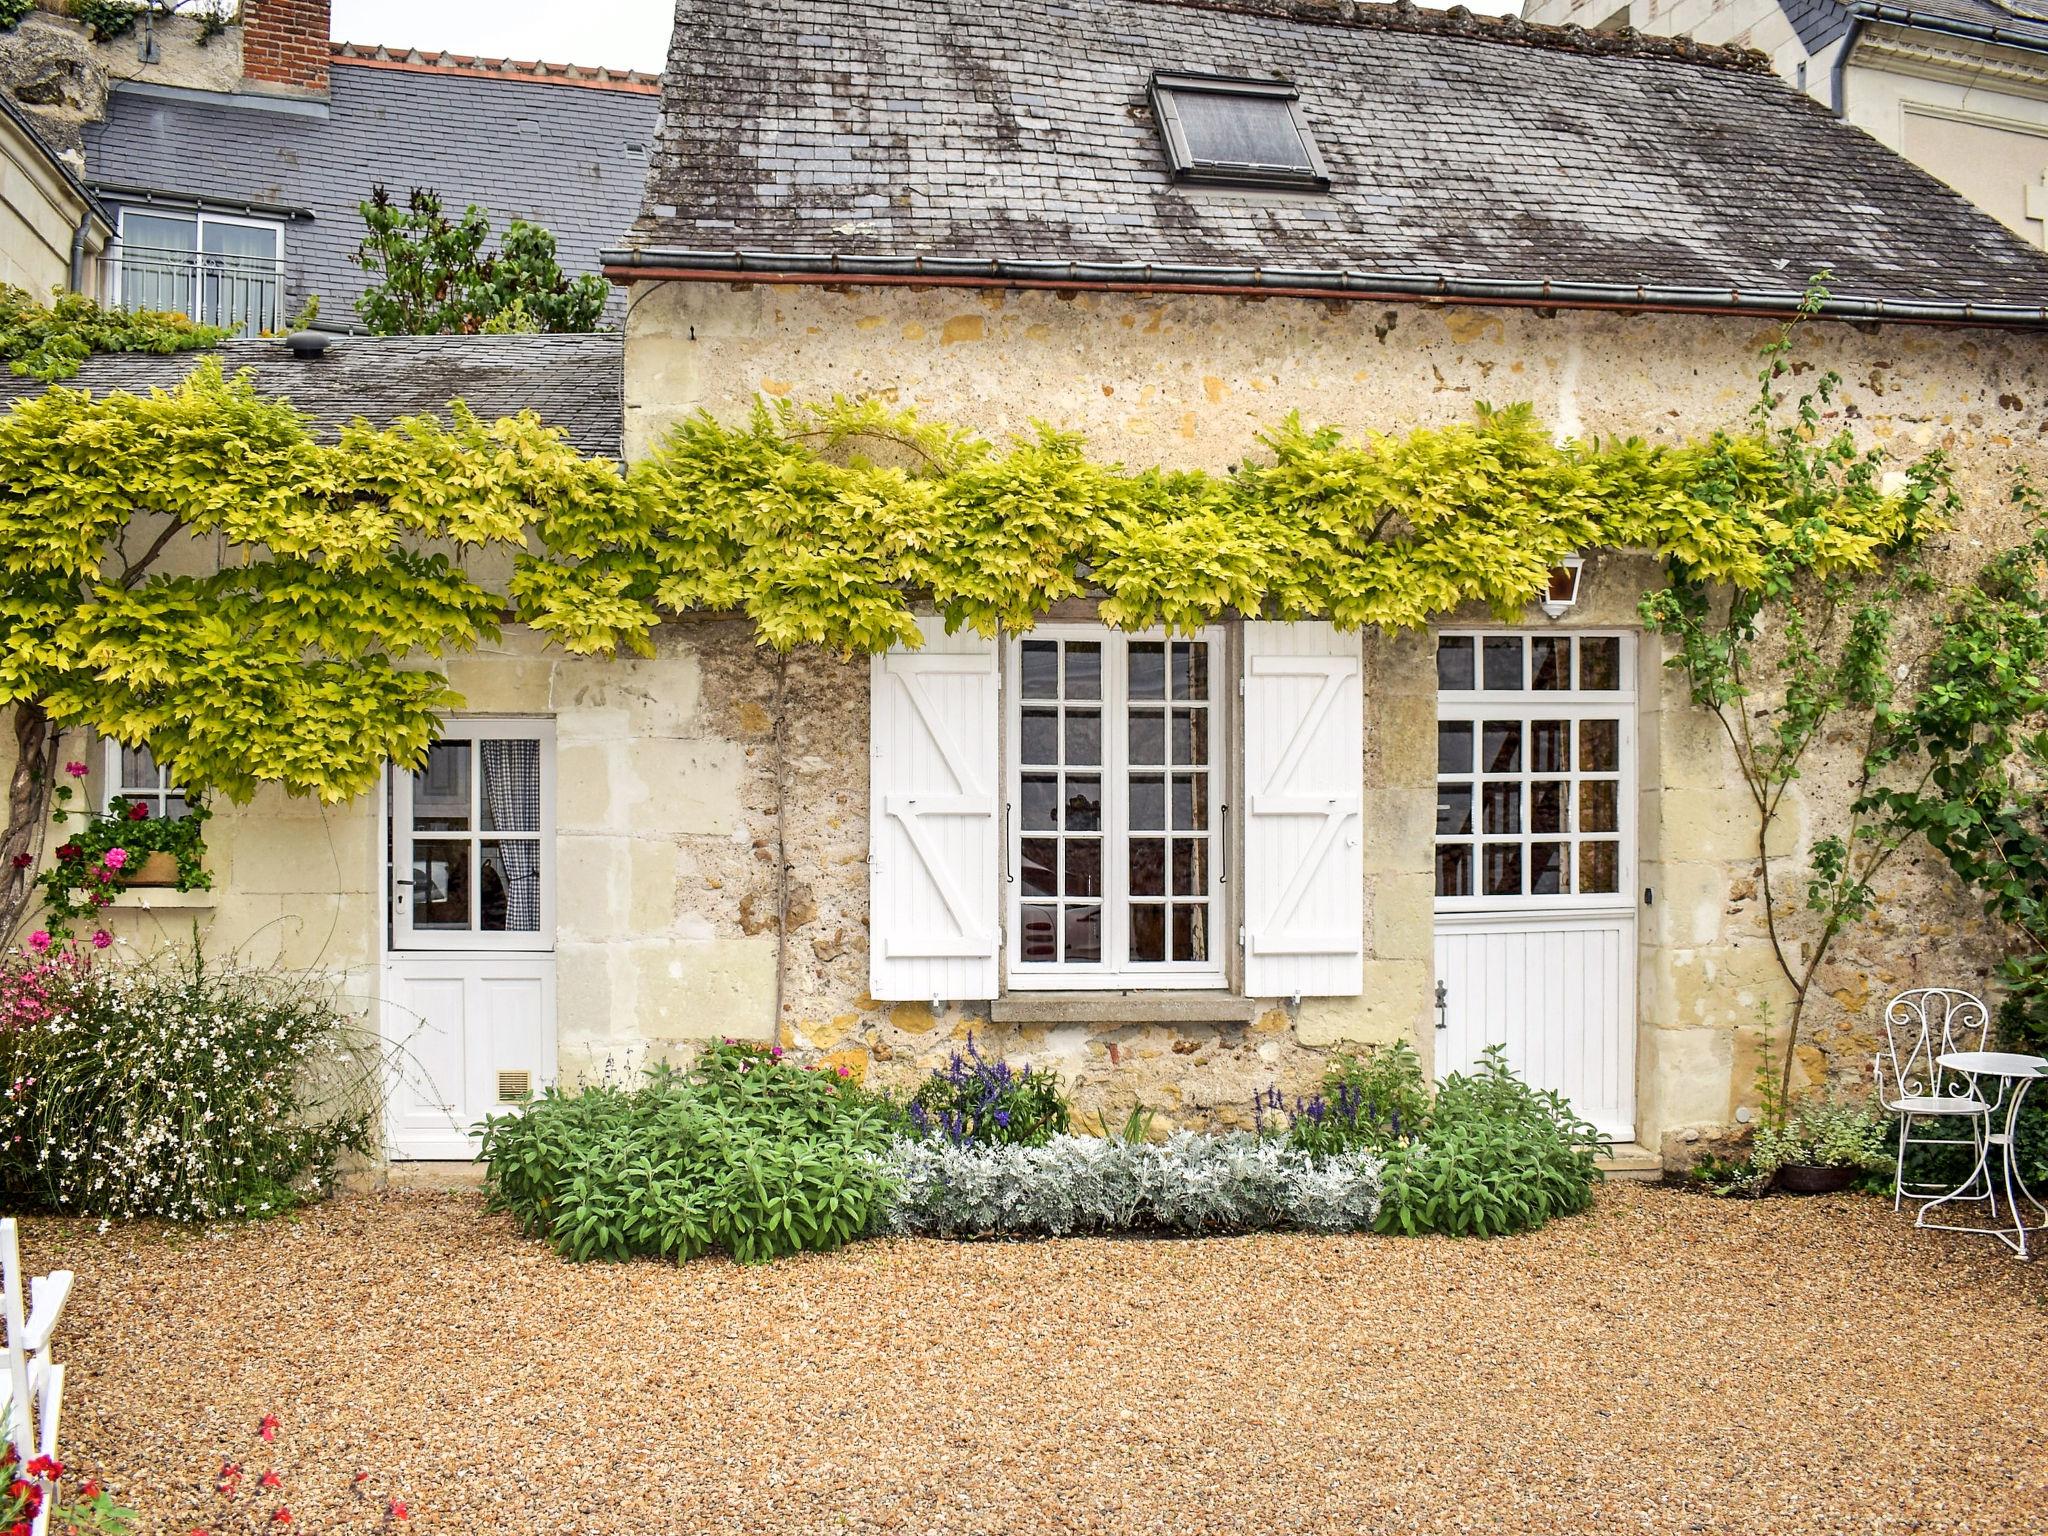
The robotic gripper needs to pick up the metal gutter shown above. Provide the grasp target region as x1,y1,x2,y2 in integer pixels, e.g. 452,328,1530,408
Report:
1846,1,2048,54
1832,15,1866,116
87,183,316,222
598,248,2048,330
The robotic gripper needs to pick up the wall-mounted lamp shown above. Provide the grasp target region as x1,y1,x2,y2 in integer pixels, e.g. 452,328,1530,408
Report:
1540,554,1585,620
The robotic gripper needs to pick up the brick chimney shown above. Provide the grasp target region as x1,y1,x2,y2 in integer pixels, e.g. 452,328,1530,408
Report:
242,0,329,94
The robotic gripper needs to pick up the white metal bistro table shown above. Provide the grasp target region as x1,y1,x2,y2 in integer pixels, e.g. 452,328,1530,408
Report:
1918,1051,2048,1259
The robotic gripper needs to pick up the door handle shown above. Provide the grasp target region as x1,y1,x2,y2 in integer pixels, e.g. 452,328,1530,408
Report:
1435,980,1448,1031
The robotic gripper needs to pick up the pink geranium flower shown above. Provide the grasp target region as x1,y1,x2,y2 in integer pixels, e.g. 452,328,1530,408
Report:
62,762,87,780
25,932,50,954
101,848,127,871
90,930,111,950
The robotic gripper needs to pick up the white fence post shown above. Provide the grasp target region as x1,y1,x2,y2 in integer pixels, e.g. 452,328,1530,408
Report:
0,1218,73,1536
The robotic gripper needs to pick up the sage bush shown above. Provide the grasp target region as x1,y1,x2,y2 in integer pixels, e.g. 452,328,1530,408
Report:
0,943,378,1221
478,1042,905,1265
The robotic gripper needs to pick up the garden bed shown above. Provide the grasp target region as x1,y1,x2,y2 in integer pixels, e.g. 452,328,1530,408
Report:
26,1183,2048,1535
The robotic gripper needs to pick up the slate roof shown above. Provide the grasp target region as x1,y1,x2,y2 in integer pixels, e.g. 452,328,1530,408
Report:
86,59,660,329
615,0,2048,325
0,334,625,459
1857,0,2048,48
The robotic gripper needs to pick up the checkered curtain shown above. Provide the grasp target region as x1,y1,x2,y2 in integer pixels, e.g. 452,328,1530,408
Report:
480,739,542,932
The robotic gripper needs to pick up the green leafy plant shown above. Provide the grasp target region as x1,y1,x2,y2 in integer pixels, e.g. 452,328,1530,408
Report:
0,361,589,941
0,0,35,31
906,1034,1072,1146
32,760,209,938
0,1444,133,1535
1749,1093,1891,1183
1275,1041,1432,1156
353,186,608,336
0,940,380,1220
0,284,229,382
477,1041,905,1264
1641,276,1949,1110
67,0,143,42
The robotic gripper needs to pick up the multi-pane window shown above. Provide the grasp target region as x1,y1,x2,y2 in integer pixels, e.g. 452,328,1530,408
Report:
103,741,190,821
1008,627,1225,988
406,737,546,935
1434,632,1632,908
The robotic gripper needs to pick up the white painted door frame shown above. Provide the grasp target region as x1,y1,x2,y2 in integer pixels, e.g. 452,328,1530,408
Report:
379,717,558,1160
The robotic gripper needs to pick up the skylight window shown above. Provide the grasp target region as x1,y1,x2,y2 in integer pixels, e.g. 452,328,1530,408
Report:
1150,72,1328,191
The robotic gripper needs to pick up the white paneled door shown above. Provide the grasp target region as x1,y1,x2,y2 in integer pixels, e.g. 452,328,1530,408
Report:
1432,631,1637,1142
382,719,557,1160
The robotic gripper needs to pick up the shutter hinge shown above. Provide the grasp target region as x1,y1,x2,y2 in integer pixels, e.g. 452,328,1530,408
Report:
1237,925,1247,950
1237,674,1246,698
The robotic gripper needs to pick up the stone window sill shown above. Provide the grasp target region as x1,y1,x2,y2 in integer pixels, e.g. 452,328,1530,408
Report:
103,888,216,911
990,991,1261,1026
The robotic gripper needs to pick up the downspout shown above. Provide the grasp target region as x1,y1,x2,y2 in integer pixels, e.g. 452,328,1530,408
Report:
67,215,91,294
1832,16,1865,119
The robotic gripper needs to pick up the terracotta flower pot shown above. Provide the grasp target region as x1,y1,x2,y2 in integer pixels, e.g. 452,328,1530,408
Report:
1774,1163,1859,1195
118,850,182,888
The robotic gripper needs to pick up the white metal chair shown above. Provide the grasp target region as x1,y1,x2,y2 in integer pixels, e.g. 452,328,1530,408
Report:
1874,988,1995,1211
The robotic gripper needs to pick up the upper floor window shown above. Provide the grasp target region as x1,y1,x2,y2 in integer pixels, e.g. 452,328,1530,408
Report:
113,208,284,337
104,741,191,821
1007,627,1226,989
1150,72,1329,191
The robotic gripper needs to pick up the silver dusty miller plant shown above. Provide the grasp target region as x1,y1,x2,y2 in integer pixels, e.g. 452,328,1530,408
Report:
876,1131,1381,1238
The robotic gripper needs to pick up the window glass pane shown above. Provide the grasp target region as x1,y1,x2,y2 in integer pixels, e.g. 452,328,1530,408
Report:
1531,637,1569,691
1580,841,1620,895
1172,642,1209,700
161,793,191,823
1436,843,1473,898
1064,905,1102,964
412,742,471,831
1021,641,1059,699
124,212,196,255
1482,783,1521,836
1483,843,1522,897
1128,642,1166,700
412,841,471,929
1064,643,1102,701
1172,774,1208,831
1065,839,1102,899
1436,637,1475,691
479,740,540,833
1171,838,1208,896
1129,713,1165,765
1483,637,1524,691
117,743,162,790
1020,904,1058,963
1130,839,1166,897
1438,721,1472,774
1065,710,1101,767
1021,709,1059,765
1169,709,1208,766
1171,904,1209,963
1531,780,1565,835
1064,778,1101,833
1171,88,1310,171
1020,837,1057,898
1579,718,1619,773
1529,842,1565,896
1579,780,1619,835
1130,777,1165,832
1579,637,1621,691
1130,903,1166,962
1436,784,1472,837
479,840,541,932
201,219,278,262
1482,721,1522,773
1022,774,1060,830
1530,720,1568,775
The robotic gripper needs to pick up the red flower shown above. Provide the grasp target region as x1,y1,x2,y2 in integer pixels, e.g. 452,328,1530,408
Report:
259,1470,282,1489
53,845,77,863
257,1415,279,1442
62,762,86,780
388,1500,410,1522
216,1461,242,1493
271,1510,291,1526
78,1479,100,1499
8,1520,29,1536
126,802,149,821
7,854,27,870
24,1456,60,1480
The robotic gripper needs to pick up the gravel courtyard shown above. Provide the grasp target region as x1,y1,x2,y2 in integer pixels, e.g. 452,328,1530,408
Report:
27,1183,2048,1535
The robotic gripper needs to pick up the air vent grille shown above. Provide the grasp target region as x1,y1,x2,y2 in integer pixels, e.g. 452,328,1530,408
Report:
496,1070,533,1103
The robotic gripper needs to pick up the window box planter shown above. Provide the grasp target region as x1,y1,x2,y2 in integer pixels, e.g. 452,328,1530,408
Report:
118,850,183,888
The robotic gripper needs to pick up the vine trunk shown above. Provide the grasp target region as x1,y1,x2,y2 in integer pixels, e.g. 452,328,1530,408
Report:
0,703,54,943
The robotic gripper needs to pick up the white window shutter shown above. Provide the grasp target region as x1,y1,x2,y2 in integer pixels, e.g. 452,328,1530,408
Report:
869,618,1001,1002
1243,621,1364,998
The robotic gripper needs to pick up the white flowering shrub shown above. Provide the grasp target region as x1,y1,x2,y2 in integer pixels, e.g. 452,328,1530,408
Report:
877,1131,1381,1239
0,944,380,1221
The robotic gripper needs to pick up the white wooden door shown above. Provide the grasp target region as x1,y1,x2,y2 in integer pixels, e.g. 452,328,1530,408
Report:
1431,631,1637,1142
382,720,556,1160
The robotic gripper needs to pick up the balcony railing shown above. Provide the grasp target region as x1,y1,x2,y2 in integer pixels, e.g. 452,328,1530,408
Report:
111,246,285,338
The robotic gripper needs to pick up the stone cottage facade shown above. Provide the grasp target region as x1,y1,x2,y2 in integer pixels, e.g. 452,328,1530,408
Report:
15,0,2048,1169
